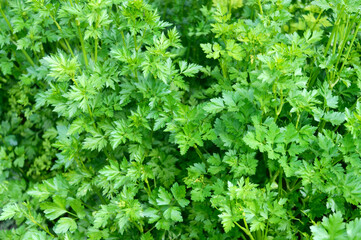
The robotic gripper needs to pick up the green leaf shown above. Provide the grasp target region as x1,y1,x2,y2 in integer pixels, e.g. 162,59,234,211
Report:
163,206,183,222
179,61,202,77
23,228,47,240
155,218,171,230
69,198,86,219
347,218,361,240
311,212,347,240
143,208,160,223
218,206,235,233
141,232,154,240
110,120,127,149
311,0,331,10
171,183,190,207
0,204,19,220
93,205,111,228
243,132,260,149
83,132,108,151
188,163,207,176
68,119,85,135
40,197,67,220
54,217,77,234
323,112,345,125
157,187,172,206
204,98,225,113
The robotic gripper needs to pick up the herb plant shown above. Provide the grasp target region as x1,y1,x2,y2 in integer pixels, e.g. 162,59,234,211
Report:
1,0,361,239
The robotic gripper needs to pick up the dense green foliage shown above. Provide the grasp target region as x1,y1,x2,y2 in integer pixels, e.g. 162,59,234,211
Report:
1,0,361,239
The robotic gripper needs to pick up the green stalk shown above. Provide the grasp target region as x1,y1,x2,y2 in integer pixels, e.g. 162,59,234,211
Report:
24,205,56,238
58,40,69,53
194,145,206,163
0,5,13,32
332,25,339,55
258,0,263,16
332,21,361,89
324,6,345,57
93,185,108,204
63,39,75,58
220,59,229,80
121,30,126,46
76,20,88,66
256,230,263,240
94,21,99,63
264,221,269,239
240,233,247,240
330,17,355,83
234,221,255,240
295,112,301,129
1,7,35,67
307,59,319,88
33,49,40,62
278,169,283,196
66,210,79,218
20,48,36,67
273,83,284,122
132,220,144,233
29,216,56,238
40,43,45,57
145,225,156,234
311,10,324,31
324,24,337,56
94,36,98,63
289,180,303,193
145,178,152,196
243,218,251,236
49,14,75,57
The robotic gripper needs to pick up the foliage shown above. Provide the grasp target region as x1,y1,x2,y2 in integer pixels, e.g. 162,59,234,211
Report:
1,0,361,239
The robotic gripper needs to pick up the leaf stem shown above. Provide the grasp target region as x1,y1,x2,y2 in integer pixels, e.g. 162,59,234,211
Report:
132,220,144,233
234,221,255,240
330,16,355,84
258,0,263,16
264,221,269,239
311,10,324,31
23,204,56,238
220,59,229,80
274,90,284,122
194,145,206,163
0,5,13,32
1,9,35,67
278,168,283,196
295,112,301,129
332,21,361,89
94,21,99,63
121,31,126,47
324,6,345,57
49,14,75,57
77,20,88,66
93,185,108,204
145,225,156,234
145,178,152,196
